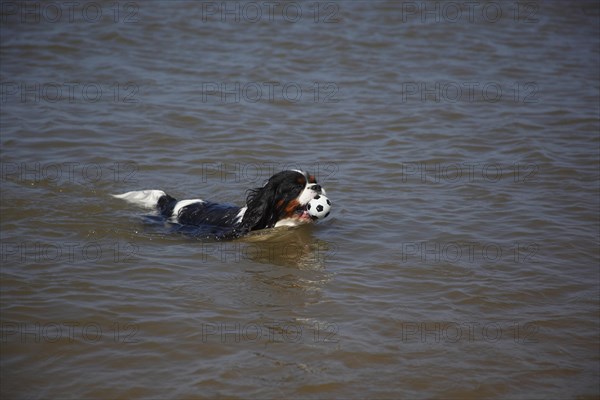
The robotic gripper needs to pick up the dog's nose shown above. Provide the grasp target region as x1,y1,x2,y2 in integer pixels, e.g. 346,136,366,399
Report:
311,185,322,192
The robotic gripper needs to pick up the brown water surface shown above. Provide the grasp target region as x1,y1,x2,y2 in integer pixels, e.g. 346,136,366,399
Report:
1,1,599,398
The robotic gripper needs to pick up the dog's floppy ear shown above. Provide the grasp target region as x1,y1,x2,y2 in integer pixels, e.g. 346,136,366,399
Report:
239,180,279,231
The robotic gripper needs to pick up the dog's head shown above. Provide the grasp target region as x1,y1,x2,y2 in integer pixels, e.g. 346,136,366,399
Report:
240,170,326,231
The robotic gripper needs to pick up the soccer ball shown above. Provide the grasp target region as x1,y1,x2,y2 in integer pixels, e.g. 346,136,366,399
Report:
306,195,331,220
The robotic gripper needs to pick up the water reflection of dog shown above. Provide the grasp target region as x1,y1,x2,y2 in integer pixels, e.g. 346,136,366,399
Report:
241,224,335,271
236,226,336,310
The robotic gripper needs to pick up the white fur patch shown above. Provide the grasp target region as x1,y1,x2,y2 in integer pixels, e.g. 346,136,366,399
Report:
298,185,325,205
112,190,166,209
274,218,309,228
236,206,247,223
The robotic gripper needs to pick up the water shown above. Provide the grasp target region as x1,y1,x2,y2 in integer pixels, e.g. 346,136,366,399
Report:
1,1,599,398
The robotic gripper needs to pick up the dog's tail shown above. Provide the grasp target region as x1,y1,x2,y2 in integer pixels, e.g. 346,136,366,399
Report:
112,190,177,217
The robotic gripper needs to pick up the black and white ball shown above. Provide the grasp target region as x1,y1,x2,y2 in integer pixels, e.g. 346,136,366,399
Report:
307,195,331,220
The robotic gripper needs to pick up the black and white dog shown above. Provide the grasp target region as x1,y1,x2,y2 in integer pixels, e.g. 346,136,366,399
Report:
113,170,326,239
